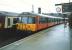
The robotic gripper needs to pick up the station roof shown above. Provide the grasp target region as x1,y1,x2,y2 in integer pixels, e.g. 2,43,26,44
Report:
55,2,72,6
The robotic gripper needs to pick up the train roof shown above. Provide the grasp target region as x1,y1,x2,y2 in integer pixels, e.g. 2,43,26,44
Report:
19,12,64,19
38,14,63,19
0,11,19,17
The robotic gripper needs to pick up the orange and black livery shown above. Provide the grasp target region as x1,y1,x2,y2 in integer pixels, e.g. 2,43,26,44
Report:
16,12,65,32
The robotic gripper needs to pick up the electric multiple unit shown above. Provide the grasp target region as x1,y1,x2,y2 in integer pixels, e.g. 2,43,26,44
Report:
16,12,64,32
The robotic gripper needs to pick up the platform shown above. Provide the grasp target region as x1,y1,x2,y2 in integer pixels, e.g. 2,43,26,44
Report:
0,24,70,50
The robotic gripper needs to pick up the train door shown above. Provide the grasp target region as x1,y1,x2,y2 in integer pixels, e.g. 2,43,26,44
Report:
7,17,13,28
6,17,19,28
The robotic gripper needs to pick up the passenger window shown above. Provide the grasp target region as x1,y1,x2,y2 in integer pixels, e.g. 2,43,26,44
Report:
8,18,10,26
51,19,52,22
13,18,19,24
45,18,47,23
48,18,50,23
18,17,21,23
39,17,47,23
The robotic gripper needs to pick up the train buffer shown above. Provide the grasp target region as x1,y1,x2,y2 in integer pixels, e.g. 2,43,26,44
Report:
0,24,70,50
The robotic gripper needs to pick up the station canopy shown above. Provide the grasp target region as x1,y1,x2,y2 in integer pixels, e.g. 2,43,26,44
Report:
55,2,72,15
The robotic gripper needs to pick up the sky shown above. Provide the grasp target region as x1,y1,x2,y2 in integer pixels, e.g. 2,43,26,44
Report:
0,0,71,13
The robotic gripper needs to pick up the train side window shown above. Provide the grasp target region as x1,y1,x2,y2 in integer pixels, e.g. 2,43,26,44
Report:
52,18,54,22
8,18,10,26
39,17,43,23
55,18,56,22
49,18,51,22
50,18,51,22
56,19,57,22
32,17,35,23
18,17,21,23
51,18,53,22
48,18,49,23
46,18,48,23
48,18,50,23
57,19,58,22
54,18,55,22
39,17,47,23
13,18,19,24
50,18,52,22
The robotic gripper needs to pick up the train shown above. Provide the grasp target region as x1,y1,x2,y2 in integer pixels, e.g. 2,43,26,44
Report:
15,12,65,33
0,11,19,29
0,12,67,33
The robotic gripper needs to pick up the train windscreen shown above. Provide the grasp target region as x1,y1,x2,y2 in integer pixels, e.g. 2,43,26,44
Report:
22,17,28,24
21,17,35,24
28,17,35,24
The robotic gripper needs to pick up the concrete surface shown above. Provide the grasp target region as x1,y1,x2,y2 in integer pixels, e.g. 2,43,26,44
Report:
0,24,70,50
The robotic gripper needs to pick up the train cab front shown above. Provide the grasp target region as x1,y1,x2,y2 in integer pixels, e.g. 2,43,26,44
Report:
16,17,36,33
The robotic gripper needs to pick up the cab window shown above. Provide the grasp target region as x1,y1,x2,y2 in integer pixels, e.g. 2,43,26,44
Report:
22,17,28,24
28,17,35,24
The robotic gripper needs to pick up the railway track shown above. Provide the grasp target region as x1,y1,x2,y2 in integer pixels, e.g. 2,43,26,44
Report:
0,29,33,48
